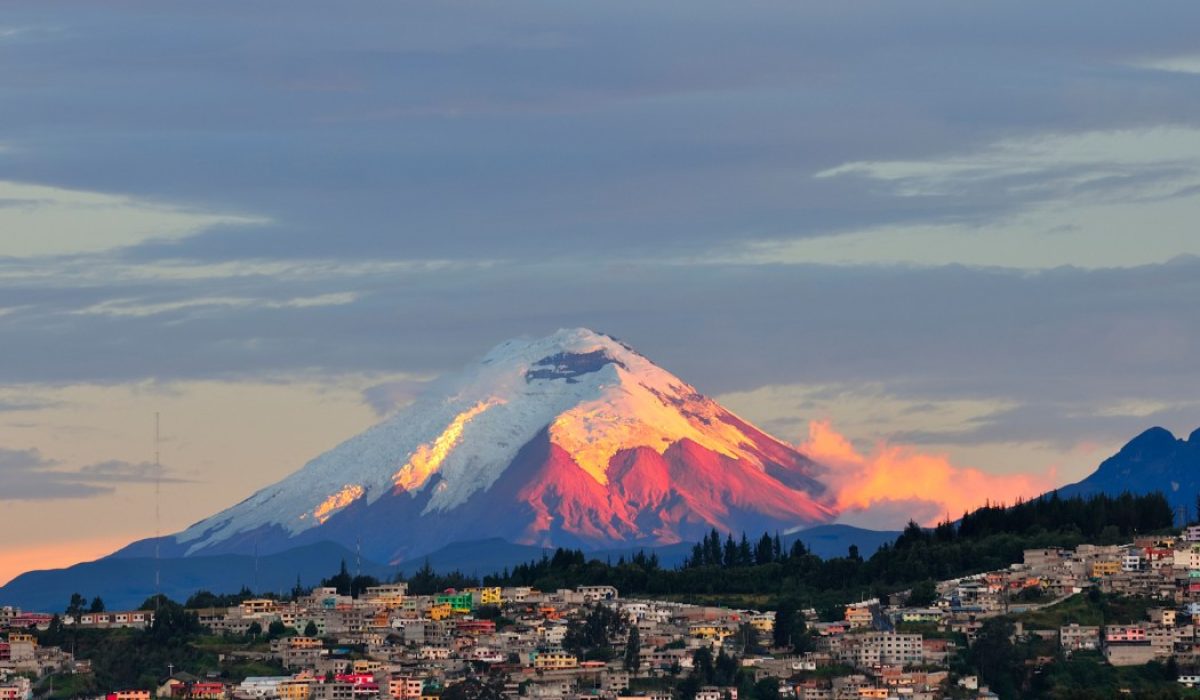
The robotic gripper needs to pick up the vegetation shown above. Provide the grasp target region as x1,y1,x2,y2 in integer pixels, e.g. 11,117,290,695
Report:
35,596,286,690
676,646,780,700
968,616,1200,699
624,624,640,673
28,492,1176,696
563,604,626,661
475,492,1172,612
321,560,380,597
1016,589,1156,630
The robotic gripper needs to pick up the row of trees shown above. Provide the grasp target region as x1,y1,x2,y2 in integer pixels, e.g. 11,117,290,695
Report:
64,592,105,618
479,492,1174,614
684,531,806,569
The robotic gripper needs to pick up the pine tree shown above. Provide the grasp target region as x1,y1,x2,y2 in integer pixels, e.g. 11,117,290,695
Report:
722,534,739,568
624,624,640,674
66,593,86,619
755,533,775,565
773,600,795,650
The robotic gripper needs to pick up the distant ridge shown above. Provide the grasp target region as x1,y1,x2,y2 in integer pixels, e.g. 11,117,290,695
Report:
0,541,393,612
1056,426,1200,513
0,524,897,611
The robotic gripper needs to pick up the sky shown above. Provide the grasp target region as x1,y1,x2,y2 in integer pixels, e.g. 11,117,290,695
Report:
2,1,1200,586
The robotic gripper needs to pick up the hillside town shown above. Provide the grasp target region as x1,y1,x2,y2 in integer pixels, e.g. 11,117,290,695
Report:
9,527,1200,699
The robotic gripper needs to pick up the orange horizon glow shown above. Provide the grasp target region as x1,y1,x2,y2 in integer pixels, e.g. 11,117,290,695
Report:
801,420,1056,525
0,535,136,588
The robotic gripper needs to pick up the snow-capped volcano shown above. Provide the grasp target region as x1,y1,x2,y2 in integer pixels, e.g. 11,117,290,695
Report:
159,329,836,563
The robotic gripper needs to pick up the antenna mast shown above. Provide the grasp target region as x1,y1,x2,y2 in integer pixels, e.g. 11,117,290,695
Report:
155,412,162,609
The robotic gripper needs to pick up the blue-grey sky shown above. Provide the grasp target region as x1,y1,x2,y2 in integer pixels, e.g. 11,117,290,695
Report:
2,1,1199,580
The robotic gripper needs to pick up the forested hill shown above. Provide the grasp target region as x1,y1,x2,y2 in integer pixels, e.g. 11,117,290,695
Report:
471,491,1174,613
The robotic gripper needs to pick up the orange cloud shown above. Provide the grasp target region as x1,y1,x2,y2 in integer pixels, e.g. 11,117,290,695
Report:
800,420,1055,526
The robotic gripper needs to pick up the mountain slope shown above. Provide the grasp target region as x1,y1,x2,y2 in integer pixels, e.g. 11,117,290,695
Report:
1056,426,1200,511
0,523,901,611
123,329,835,565
0,542,392,612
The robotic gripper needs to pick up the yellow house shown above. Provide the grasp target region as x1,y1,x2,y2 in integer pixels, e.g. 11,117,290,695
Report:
748,614,774,636
535,651,579,670
845,607,873,628
352,660,382,674
478,587,502,606
689,624,734,642
1092,561,1121,577
277,681,311,700
428,603,453,621
240,599,278,615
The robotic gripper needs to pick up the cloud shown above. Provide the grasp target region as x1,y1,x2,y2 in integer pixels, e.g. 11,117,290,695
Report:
0,448,110,500
2,2,1199,264
800,421,1055,529
1136,54,1200,76
73,292,359,318
745,128,1200,268
0,448,187,501
0,180,268,257
74,460,191,484
362,378,432,416
0,397,58,412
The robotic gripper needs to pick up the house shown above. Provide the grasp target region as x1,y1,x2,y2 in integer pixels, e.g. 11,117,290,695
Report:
533,651,578,670
388,677,424,700
1059,625,1100,652
0,677,32,700
577,586,618,602
844,606,873,629
156,673,200,698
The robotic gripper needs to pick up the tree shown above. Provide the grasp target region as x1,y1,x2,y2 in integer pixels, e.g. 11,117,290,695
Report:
303,621,319,637
722,535,738,568
624,624,640,674
713,648,737,686
246,621,263,638
139,593,171,611
739,622,763,656
440,678,504,700
267,620,288,638
753,678,780,700
773,600,795,650
970,618,1023,699
755,533,774,565
737,533,753,566
148,597,201,643
692,646,714,685
907,580,938,607
89,596,106,613
323,560,353,596
66,593,87,620
564,604,625,658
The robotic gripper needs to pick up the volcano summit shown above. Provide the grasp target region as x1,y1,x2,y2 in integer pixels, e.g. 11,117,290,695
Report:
123,329,836,565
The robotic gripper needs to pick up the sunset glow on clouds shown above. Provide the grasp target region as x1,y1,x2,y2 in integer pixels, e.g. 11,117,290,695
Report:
801,420,1056,529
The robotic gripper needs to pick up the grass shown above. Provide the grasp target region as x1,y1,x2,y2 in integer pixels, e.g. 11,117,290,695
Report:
1015,593,1155,630
40,673,99,700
